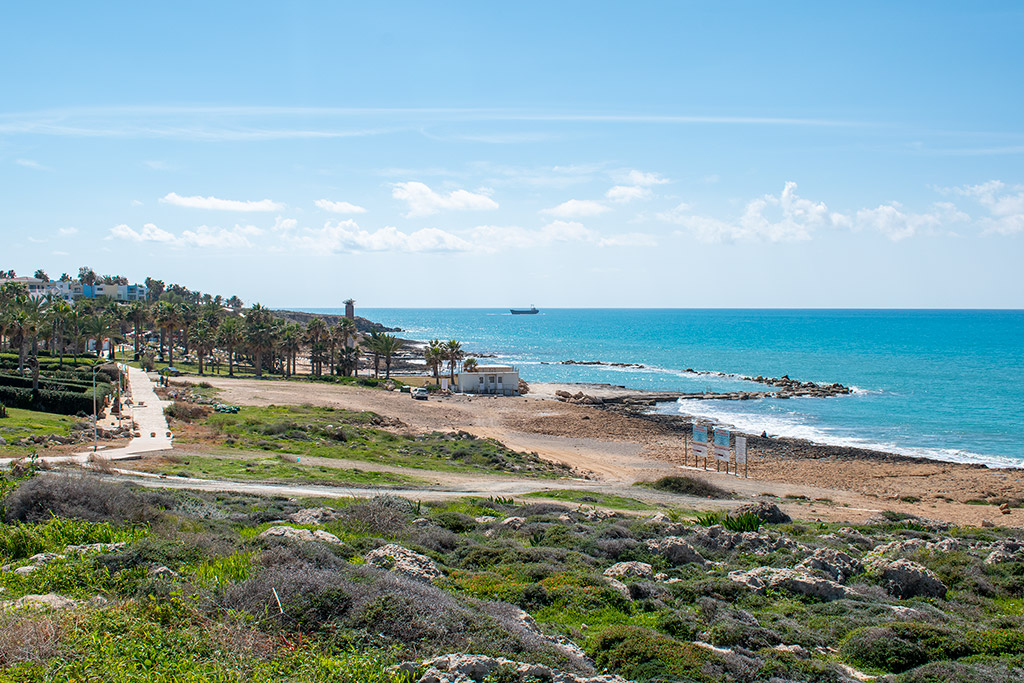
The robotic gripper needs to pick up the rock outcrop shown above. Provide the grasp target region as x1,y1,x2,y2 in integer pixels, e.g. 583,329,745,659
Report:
603,561,654,580
866,558,947,599
796,548,863,583
365,544,443,582
730,502,791,524
399,654,631,683
728,567,848,601
645,537,708,567
287,507,343,525
258,526,342,545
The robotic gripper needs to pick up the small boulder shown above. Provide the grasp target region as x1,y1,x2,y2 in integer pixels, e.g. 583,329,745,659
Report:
3,593,80,610
258,525,342,545
287,507,342,525
796,548,862,583
365,544,443,582
728,567,847,601
603,561,653,580
730,502,791,524
866,558,947,599
150,566,179,578
499,516,526,530
646,537,708,567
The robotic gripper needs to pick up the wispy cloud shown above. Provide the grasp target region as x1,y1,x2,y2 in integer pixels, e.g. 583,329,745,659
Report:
286,219,472,253
941,180,1024,235
57,227,78,236
160,192,284,212
15,158,50,171
392,181,498,217
471,220,655,251
108,222,262,248
110,223,176,243
314,199,367,214
541,199,610,218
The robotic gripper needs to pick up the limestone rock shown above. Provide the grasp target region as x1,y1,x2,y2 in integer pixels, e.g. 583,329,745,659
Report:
287,507,342,526
728,567,847,601
258,525,342,545
868,538,928,558
2,593,80,610
730,502,791,524
603,577,631,600
692,525,801,555
150,565,179,578
866,558,947,599
64,542,127,554
796,548,863,583
500,516,526,530
365,544,443,582
405,654,631,683
603,561,653,580
28,552,65,565
646,536,708,567
14,565,40,576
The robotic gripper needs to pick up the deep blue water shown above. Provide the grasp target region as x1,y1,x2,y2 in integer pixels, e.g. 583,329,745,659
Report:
297,308,1024,467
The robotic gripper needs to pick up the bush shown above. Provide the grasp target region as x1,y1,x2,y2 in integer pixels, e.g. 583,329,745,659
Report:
590,625,715,681
694,510,762,532
840,626,930,673
164,401,212,422
0,384,109,416
2,473,157,524
647,476,730,499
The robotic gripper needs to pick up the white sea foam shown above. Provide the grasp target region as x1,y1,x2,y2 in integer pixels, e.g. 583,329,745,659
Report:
670,400,1023,469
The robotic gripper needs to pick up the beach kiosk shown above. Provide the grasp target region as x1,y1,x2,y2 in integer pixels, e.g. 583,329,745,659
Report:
455,365,520,396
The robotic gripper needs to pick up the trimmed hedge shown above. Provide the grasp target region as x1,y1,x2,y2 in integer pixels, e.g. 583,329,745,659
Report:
0,372,94,393
0,384,110,415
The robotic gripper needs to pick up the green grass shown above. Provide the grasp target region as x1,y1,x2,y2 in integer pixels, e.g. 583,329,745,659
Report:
522,489,657,511
0,407,78,458
0,516,148,561
183,404,574,478
150,453,428,488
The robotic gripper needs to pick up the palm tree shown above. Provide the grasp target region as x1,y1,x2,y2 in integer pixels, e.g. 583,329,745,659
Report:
152,301,179,364
377,334,403,379
216,316,244,376
243,304,277,377
126,301,147,359
444,339,464,386
305,317,328,376
48,299,72,367
366,332,384,378
424,339,445,384
462,357,479,372
337,343,360,377
279,323,303,377
189,319,216,375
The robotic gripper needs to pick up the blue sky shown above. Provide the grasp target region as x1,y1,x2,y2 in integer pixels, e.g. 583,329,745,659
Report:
2,2,1022,308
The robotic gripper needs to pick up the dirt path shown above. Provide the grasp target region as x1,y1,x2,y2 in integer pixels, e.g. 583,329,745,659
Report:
178,376,1023,527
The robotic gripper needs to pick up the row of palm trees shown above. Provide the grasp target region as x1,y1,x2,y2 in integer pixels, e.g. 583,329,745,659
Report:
0,283,459,383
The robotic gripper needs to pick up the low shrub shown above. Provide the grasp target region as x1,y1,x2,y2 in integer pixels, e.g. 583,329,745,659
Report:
0,515,146,560
646,476,730,499
164,401,212,422
2,473,158,524
0,612,66,667
589,625,715,682
840,626,930,673
694,510,762,532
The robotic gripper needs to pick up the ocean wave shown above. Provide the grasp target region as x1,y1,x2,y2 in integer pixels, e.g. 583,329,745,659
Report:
667,400,1023,469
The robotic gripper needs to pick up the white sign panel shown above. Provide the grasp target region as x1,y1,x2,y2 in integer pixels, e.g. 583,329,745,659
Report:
735,436,747,464
692,442,707,459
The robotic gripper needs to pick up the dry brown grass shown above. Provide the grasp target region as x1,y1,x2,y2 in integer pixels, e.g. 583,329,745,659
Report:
0,612,68,666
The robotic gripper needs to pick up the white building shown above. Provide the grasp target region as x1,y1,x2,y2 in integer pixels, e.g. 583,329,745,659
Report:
455,365,520,396
0,277,147,302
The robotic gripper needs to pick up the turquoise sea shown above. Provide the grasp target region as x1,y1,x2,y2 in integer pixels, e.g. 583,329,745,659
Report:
298,309,1024,468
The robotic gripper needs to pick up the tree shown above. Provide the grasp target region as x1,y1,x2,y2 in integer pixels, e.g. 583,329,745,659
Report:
424,339,445,383
189,319,216,375
216,316,244,376
463,357,479,372
48,298,72,367
337,343,360,377
366,332,384,378
152,301,181,366
34,269,49,282
78,266,98,285
59,273,72,282
444,339,464,386
243,304,277,377
305,317,328,376
279,324,303,377
377,334,403,379
226,295,243,309
126,302,148,358
145,277,165,301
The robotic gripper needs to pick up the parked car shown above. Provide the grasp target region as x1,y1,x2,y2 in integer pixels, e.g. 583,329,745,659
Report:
411,387,428,400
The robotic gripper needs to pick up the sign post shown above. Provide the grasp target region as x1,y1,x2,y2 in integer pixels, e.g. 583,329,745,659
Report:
714,429,731,473
692,425,708,469
735,436,747,478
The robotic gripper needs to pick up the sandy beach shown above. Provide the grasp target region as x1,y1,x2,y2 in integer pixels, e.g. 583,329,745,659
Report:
177,376,1024,527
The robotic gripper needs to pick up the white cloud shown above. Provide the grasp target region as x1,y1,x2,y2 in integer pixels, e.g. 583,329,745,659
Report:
944,180,1024,235
855,201,968,241
288,219,472,253
179,225,260,248
661,182,849,243
57,227,78,236
315,199,367,214
15,158,50,171
471,221,653,250
606,185,653,202
392,181,498,217
131,199,144,207
621,169,670,186
108,222,261,248
160,192,284,212
541,199,610,218
110,223,176,243
272,216,298,231
144,160,173,170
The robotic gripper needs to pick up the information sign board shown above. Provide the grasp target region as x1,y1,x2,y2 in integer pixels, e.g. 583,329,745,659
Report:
714,429,731,462
735,436,747,464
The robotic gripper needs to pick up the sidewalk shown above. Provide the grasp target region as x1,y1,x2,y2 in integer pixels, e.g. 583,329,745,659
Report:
0,363,173,467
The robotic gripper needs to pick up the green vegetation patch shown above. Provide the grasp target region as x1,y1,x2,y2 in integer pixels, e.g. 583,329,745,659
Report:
522,489,656,511
0,407,77,457
151,453,427,488
636,475,731,499
184,404,574,477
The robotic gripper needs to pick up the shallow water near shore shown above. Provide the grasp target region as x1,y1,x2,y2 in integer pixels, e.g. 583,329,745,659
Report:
297,308,1024,468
